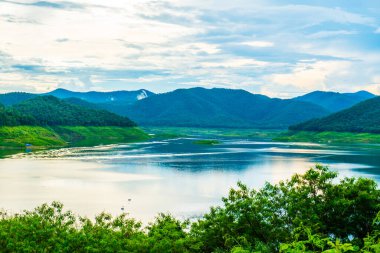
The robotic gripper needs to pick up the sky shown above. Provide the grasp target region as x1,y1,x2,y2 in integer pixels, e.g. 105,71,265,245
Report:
0,0,380,97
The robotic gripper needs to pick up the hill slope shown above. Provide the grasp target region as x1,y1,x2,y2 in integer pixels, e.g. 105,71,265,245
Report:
290,96,380,133
124,88,330,128
293,90,375,112
13,96,136,127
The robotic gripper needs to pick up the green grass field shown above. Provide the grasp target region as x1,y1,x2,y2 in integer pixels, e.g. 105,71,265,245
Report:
276,131,380,144
0,126,66,148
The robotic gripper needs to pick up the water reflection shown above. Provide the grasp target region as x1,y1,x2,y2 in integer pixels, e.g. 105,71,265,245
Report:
1,138,380,222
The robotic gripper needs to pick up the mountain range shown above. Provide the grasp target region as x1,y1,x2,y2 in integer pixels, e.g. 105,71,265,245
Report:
124,88,330,128
0,87,377,129
294,90,375,112
46,88,154,104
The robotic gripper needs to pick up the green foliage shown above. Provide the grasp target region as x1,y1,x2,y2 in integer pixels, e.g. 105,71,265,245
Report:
146,214,190,253
290,96,380,134
0,203,189,253
279,213,380,253
189,165,380,252
0,166,379,252
0,105,37,126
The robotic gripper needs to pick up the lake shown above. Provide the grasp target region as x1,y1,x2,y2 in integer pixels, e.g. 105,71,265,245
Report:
1,137,380,222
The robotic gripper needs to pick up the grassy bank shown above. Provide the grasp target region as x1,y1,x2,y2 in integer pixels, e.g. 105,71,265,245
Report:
0,126,150,149
0,126,66,148
276,131,380,144
53,126,150,146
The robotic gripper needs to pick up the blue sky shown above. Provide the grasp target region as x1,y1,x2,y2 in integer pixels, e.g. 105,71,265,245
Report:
0,0,380,97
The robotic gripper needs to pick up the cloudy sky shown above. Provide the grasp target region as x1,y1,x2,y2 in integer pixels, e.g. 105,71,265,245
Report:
1,0,380,97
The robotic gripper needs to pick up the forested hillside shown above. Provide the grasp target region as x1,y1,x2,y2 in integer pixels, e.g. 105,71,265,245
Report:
12,96,136,127
290,96,380,133
0,104,37,126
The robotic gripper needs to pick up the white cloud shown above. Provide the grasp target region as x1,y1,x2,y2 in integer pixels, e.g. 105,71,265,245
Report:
202,58,269,68
241,41,274,47
360,76,380,95
0,72,59,93
266,60,352,92
0,0,379,95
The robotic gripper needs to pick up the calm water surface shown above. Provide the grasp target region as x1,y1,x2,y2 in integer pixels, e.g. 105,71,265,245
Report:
1,138,380,222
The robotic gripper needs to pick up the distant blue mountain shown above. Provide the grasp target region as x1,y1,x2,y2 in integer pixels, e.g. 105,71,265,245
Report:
46,88,154,104
0,92,37,106
293,90,375,112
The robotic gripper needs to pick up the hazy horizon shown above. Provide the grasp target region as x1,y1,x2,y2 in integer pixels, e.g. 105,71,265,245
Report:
0,86,378,99
1,0,380,97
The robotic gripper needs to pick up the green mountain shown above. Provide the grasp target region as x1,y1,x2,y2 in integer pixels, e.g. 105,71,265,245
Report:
290,96,380,133
293,90,375,112
12,96,136,127
124,87,330,128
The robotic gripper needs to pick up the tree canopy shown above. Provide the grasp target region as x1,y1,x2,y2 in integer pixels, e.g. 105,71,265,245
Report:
0,104,37,126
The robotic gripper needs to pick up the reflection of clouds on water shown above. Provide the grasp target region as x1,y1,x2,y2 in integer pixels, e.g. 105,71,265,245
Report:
1,138,380,222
